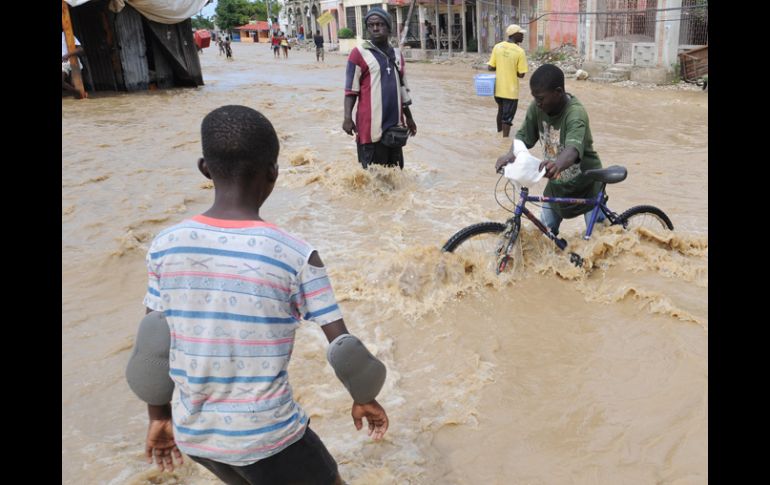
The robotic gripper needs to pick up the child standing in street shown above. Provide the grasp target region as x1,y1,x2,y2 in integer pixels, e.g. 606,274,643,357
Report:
134,105,389,484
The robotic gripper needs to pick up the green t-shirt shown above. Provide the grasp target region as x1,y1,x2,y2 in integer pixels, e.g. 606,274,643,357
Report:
515,94,602,218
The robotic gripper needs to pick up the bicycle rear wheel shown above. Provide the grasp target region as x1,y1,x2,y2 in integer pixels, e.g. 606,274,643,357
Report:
612,205,674,231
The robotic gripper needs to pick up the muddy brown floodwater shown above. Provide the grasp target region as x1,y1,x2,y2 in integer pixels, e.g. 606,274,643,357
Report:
63,41,707,484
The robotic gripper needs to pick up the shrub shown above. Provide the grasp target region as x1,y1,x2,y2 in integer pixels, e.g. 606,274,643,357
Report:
338,28,355,39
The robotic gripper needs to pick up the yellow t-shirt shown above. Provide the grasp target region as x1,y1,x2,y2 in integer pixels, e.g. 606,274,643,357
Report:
487,42,528,99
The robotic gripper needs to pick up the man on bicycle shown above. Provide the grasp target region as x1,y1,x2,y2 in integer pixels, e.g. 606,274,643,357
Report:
495,63,605,235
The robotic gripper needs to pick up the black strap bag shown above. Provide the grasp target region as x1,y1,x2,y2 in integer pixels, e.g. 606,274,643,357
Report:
381,125,410,148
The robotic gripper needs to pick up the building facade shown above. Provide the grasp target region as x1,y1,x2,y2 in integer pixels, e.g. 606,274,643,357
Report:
279,0,706,78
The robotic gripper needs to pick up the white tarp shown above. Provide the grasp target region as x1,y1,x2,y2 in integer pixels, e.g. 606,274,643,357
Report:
65,0,210,25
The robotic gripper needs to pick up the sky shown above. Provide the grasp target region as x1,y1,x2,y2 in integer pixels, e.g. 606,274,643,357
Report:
201,0,217,18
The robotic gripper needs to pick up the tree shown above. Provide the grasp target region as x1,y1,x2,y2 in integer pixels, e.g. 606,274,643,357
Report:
215,1,281,32
248,1,282,23
192,15,215,30
215,0,254,32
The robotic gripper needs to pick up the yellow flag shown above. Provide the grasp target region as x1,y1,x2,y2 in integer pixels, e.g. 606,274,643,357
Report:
317,11,333,26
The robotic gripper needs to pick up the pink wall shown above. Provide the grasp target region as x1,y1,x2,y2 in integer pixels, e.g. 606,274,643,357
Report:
543,0,579,49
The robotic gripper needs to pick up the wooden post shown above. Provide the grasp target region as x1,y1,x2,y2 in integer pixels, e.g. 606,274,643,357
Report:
476,0,482,53
418,5,426,50
447,0,452,56
62,0,86,99
461,0,467,52
434,0,439,55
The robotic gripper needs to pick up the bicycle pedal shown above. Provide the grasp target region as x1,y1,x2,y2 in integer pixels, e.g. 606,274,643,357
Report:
569,252,584,267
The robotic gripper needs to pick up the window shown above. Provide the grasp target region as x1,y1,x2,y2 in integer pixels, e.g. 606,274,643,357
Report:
346,7,357,36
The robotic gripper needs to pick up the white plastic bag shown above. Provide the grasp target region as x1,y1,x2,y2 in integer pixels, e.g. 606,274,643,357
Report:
503,141,546,187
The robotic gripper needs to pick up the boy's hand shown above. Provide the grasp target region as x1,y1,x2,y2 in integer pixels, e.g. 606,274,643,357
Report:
539,158,571,179
495,153,516,174
351,399,389,441
146,418,183,472
540,147,579,179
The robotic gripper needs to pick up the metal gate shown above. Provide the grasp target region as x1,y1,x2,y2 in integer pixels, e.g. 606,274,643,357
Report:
595,0,657,64
678,0,708,49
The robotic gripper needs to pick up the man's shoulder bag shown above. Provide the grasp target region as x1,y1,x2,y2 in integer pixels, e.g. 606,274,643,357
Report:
381,125,410,148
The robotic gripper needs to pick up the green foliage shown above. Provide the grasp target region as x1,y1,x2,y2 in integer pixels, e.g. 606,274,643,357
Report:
268,3,282,20
690,0,708,21
192,15,215,30
215,0,281,31
671,62,682,83
251,1,282,22
338,27,355,39
215,0,252,31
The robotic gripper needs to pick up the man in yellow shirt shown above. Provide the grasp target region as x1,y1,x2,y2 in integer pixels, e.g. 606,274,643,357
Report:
487,24,528,137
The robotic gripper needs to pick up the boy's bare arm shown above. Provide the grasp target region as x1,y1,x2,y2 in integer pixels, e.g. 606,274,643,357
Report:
322,318,349,343
540,146,579,179
309,251,389,439
306,251,349,343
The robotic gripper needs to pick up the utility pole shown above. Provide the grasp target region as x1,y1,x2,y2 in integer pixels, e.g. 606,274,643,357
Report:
399,0,417,50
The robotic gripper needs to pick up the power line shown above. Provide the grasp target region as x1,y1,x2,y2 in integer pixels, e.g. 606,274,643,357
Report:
472,0,706,14
529,16,707,25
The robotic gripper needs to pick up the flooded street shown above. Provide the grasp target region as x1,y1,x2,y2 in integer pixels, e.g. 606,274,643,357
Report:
62,41,707,484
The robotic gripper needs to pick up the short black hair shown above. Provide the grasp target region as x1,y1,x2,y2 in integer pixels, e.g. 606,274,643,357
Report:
201,105,279,181
530,64,565,91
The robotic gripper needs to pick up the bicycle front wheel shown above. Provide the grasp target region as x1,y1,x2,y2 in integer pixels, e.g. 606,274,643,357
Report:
612,205,674,231
442,222,506,253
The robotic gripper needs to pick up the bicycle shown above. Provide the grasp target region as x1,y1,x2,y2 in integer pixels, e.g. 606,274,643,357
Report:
441,165,674,274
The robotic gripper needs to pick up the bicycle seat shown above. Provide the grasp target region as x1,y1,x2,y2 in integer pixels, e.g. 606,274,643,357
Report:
583,165,627,184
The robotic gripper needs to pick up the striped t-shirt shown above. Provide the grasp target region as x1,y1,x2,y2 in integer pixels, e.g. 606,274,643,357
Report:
345,41,406,144
143,215,343,465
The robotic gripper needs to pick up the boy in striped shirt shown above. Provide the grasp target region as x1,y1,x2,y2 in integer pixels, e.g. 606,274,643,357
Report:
142,105,389,484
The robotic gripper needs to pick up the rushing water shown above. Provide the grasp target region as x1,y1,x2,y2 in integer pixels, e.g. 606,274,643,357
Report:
62,41,707,484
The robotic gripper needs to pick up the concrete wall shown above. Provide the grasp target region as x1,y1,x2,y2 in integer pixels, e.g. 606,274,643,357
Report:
656,0,682,72
583,0,682,74
541,0,579,49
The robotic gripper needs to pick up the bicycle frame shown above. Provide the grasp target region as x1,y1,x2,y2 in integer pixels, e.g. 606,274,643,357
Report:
509,185,618,249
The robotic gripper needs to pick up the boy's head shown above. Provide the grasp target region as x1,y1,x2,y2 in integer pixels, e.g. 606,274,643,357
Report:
200,105,279,186
530,64,566,116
